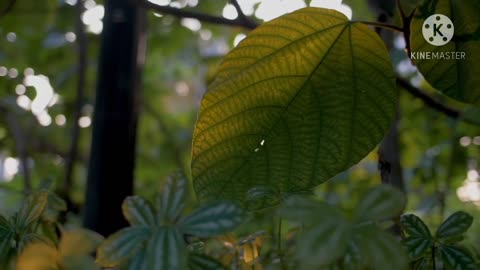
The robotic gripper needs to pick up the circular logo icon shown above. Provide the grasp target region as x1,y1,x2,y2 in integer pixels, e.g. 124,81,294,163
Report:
422,14,454,46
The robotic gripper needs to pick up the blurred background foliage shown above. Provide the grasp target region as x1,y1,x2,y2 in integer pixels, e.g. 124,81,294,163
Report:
1,0,480,265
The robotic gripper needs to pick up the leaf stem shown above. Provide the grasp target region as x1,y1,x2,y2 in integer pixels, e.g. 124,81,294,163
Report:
431,245,436,269
356,21,404,32
278,218,287,270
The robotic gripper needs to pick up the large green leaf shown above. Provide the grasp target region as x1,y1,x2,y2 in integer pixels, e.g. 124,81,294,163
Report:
355,225,408,270
296,216,351,268
157,175,186,224
410,0,480,106
96,227,150,267
436,211,473,239
178,202,243,237
354,185,405,222
279,195,342,223
144,227,187,270
122,196,157,227
439,245,476,270
192,7,396,205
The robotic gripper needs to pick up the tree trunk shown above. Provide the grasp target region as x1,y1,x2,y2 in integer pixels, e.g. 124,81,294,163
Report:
83,0,146,236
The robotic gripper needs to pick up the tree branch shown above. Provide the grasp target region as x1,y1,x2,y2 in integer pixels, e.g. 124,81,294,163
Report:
139,0,258,29
62,0,88,198
229,0,248,21
396,77,460,119
0,0,16,18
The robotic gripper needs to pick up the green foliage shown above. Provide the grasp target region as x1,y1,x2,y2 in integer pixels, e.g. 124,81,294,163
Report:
0,189,62,267
97,176,243,270
410,0,480,106
401,211,477,269
280,185,408,270
192,7,396,207
16,229,103,270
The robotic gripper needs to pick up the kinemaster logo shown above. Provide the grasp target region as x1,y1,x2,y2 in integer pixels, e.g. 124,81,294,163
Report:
410,13,466,60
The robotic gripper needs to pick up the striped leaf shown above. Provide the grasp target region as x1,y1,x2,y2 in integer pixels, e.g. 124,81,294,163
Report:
144,227,187,270
192,7,396,205
402,236,432,260
188,253,228,270
436,211,473,239
439,245,476,270
354,185,405,222
122,196,156,226
400,214,431,238
157,175,186,224
178,202,243,237
96,227,150,267
126,247,146,270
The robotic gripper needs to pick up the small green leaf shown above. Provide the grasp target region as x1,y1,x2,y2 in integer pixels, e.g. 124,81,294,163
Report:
355,225,408,270
144,227,187,270
46,192,67,212
16,191,48,231
178,202,243,237
402,236,432,260
96,227,150,267
279,195,342,223
122,196,156,227
400,214,432,238
157,175,186,224
436,211,473,239
354,185,405,222
439,245,476,270
296,217,351,268
42,191,67,223
59,229,103,257
188,253,228,270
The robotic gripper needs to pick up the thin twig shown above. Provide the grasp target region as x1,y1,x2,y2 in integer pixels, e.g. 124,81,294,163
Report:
396,0,405,21
140,0,258,29
396,78,460,119
63,0,88,197
357,21,404,32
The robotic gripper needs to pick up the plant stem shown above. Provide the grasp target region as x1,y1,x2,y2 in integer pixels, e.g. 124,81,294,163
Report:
431,245,436,269
277,218,288,270
356,21,404,32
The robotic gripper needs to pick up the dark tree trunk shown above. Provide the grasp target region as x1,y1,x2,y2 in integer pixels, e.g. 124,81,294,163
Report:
84,0,146,236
